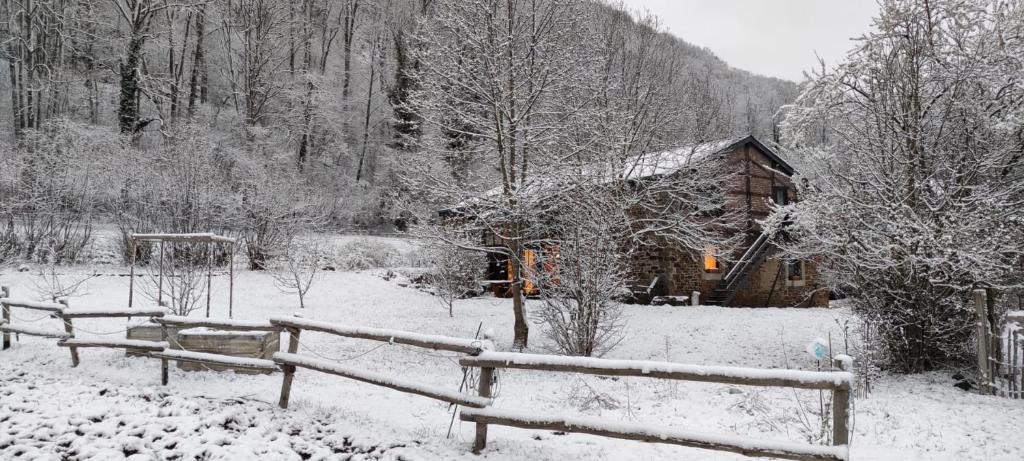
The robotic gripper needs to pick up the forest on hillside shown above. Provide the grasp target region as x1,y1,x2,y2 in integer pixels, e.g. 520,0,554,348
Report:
0,0,796,264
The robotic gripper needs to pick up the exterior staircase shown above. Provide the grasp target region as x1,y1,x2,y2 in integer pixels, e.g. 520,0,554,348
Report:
705,231,774,306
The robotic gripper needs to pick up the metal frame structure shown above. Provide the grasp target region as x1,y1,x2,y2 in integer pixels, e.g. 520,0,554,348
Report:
128,233,237,318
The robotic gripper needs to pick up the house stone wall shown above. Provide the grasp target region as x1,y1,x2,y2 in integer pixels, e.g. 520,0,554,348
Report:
626,140,828,307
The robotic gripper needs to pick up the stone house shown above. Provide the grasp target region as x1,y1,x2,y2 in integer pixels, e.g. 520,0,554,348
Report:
625,135,828,307
465,134,829,307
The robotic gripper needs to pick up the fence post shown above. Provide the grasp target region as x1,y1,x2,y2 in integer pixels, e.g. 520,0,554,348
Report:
160,325,170,385
58,299,79,367
831,356,852,446
473,367,494,454
1014,329,1022,400
1,286,9,350
278,327,301,408
974,289,993,395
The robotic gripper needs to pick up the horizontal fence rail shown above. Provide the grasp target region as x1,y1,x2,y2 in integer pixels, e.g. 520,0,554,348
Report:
0,323,70,339
61,308,166,319
58,338,169,352
274,352,491,408
460,352,853,391
0,298,64,313
150,349,279,371
269,316,494,354
459,408,848,461
155,315,281,332
460,351,852,460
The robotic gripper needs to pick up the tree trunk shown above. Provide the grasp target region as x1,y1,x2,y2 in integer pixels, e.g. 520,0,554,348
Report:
341,1,358,100
509,240,529,350
119,35,145,134
355,43,376,182
187,6,206,118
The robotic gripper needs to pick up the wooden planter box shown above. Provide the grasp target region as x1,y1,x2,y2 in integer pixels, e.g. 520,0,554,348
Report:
174,328,280,375
125,323,181,357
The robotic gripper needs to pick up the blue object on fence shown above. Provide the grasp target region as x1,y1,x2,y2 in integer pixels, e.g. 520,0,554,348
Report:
806,338,829,361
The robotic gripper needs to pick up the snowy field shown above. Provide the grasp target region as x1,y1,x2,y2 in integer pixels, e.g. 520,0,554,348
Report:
1,263,1023,460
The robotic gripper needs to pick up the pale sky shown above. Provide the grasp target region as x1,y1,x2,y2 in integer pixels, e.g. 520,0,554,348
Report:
618,0,881,82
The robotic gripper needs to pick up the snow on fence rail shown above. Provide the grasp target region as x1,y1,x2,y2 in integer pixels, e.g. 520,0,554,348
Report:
461,351,853,390
155,315,280,332
0,297,64,313
60,307,167,319
459,408,848,461
150,349,279,371
268,316,493,354
459,351,853,460
58,338,169,352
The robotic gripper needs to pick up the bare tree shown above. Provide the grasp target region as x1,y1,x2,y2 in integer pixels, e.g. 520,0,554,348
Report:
426,238,483,317
219,0,289,129
140,242,210,316
408,0,592,349
271,239,324,309
31,245,98,302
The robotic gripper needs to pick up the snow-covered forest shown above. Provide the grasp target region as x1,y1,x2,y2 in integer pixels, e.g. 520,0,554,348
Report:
1,0,1023,460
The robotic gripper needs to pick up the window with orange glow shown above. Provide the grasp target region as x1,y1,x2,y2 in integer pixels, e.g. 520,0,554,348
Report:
704,245,719,272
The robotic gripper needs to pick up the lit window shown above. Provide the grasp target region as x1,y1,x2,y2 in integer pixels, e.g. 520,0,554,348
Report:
704,246,719,272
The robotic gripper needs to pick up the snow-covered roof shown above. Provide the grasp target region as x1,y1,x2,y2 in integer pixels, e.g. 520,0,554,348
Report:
625,136,746,179
624,135,794,179
441,135,794,215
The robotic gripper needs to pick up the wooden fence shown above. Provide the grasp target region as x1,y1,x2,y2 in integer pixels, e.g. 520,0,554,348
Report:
2,286,167,367
267,316,493,409
975,288,1024,397
2,284,855,460
1002,309,1024,399
459,352,853,461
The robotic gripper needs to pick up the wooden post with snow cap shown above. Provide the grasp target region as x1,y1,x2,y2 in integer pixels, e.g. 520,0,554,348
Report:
831,355,853,446
160,325,170,385
278,326,302,408
974,289,994,395
473,366,494,453
58,299,80,367
1,286,10,350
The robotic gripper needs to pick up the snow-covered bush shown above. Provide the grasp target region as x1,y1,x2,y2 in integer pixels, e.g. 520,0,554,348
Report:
534,213,627,357
333,238,403,271
108,125,236,266
781,0,1024,372
236,166,329,271
0,120,102,264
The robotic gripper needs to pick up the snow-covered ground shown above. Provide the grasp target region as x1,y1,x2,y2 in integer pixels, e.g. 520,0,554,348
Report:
1,265,1022,460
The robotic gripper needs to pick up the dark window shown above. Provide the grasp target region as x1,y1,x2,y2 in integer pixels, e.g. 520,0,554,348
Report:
786,260,803,280
773,186,789,205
